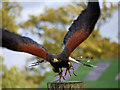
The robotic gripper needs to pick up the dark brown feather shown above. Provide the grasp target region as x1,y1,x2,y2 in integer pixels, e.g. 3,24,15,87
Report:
62,2,100,57
2,29,48,61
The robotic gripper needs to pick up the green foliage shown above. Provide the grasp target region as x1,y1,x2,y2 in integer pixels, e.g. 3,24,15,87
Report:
21,2,119,59
1,1,119,88
1,2,22,33
1,58,36,88
1,57,48,88
73,30,119,59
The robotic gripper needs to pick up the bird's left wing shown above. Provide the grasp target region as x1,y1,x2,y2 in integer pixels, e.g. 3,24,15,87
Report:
2,29,49,61
62,2,100,58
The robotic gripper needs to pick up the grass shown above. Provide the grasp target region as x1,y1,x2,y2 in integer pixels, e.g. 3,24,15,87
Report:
85,59,119,88
38,59,119,88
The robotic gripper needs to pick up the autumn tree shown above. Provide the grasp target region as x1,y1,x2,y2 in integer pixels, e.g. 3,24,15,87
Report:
0,56,39,88
1,1,119,88
21,2,118,59
1,2,22,33
1,2,48,88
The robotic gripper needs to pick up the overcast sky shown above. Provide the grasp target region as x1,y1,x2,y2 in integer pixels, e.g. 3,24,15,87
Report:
1,1,119,70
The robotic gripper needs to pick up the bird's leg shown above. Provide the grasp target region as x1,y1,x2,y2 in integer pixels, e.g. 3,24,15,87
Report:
65,66,77,76
55,68,65,81
65,67,71,76
65,61,73,76
65,69,67,76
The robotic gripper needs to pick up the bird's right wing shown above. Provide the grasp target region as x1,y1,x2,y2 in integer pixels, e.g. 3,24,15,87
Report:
62,2,100,58
2,29,49,61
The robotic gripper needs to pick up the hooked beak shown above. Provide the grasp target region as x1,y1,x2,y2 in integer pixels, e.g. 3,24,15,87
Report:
69,57,96,67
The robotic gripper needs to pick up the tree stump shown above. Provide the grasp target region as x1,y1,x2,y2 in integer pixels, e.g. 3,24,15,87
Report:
47,81,84,90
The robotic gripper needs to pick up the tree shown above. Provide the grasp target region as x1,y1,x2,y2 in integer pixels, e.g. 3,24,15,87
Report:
21,2,118,59
20,2,119,82
1,1,48,88
1,1,119,88
0,56,48,88
1,57,36,88
1,1,22,33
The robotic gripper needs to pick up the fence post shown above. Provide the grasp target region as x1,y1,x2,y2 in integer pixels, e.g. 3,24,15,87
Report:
47,81,84,89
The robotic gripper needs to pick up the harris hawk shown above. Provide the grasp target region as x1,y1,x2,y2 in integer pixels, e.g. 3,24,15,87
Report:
1,1,100,80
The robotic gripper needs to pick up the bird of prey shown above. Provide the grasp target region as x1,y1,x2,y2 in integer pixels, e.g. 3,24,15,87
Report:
1,1,100,80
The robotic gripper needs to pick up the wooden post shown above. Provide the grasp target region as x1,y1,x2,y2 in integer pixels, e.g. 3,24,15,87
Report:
47,81,84,90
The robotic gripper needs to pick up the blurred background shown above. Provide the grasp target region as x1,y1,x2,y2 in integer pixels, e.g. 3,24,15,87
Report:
0,0,119,88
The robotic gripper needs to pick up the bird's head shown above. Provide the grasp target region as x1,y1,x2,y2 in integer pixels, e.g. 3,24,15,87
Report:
53,58,72,67
50,57,71,68
48,55,72,73
50,57,73,78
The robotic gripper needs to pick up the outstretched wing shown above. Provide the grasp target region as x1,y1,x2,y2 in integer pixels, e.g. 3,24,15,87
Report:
2,29,48,61
62,2,100,57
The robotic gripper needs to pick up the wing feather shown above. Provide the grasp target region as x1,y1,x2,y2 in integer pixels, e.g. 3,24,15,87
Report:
2,29,48,61
62,2,100,57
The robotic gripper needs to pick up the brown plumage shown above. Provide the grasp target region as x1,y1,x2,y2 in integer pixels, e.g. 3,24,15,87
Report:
1,1,100,80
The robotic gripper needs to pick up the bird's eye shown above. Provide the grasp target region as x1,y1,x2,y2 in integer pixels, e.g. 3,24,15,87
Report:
54,58,59,62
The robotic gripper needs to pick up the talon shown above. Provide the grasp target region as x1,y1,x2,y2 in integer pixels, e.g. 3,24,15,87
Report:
68,69,71,76
59,76,61,81
65,66,77,77
61,75,65,80
65,69,67,76
55,69,65,81
65,68,71,76
56,73,65,81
